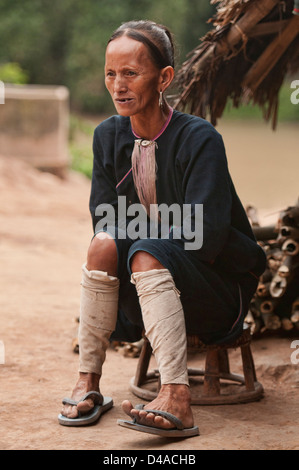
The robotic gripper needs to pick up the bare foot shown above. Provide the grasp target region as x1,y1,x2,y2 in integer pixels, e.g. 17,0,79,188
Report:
61,372,101,419
122,384,194,430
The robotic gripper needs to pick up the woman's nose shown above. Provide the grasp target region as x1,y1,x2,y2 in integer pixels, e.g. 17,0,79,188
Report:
114,75,127,93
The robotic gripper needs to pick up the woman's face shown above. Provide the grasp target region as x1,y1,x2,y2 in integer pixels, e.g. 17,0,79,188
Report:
105,36,163,117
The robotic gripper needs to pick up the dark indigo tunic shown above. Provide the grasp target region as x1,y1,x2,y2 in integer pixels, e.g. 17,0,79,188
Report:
89,110,266,344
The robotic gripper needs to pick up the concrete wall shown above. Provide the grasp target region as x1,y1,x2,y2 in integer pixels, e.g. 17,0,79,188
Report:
0,84,70,177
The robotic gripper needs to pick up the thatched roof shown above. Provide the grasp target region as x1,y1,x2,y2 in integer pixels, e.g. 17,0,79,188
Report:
173,0,299,129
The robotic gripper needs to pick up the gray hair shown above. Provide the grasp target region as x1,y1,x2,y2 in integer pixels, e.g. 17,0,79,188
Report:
108,20,175,69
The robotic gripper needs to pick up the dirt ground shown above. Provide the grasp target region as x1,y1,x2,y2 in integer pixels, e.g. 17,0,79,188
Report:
0,120,298,451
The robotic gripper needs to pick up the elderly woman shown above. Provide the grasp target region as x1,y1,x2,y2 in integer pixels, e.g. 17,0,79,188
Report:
58,20,266,437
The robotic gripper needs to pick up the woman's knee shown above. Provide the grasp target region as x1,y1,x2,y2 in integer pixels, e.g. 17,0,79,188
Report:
130,250,165,273
86,232,118,276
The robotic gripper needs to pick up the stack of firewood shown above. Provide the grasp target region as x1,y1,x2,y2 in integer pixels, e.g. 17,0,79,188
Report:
246,202,299,335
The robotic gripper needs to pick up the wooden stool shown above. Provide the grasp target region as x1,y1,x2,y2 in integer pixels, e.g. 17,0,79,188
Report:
129,325,264,405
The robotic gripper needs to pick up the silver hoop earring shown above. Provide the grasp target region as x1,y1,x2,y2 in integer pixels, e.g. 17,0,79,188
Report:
159,90,163,108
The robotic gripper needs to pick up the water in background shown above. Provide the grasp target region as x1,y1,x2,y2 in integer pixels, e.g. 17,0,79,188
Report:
217,119,299,225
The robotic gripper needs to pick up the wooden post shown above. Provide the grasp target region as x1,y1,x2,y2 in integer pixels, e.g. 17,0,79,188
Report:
133,336,152,387
225,0,282,46
242,15,299,93
240,344,257,391
217,349,230,374
203,348,220,396
192,0,281,76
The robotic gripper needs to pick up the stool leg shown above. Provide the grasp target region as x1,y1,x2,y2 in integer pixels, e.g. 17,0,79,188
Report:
240,343,256,391
134,337,152,387
217,348,230,374
203,348,220,396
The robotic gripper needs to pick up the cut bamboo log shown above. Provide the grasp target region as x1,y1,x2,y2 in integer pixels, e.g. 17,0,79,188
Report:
291,310,299,329
260,298,276,315
278,255,293,277
281,206,299,227
260,269,273,284
270,273,287,298
251,317,263,335
280,226,299,240
268,257,281,272
281,318,294,331
252,225,277,241
281,239,299,256
261,313,281,331
246,205,260,226
257,282,271,297
291,298,299,328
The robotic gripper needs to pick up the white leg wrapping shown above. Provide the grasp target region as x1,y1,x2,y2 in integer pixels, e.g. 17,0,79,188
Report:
79,263,119,375
131,268,189,386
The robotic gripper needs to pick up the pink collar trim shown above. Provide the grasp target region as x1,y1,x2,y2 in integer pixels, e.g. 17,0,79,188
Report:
131,107,173,140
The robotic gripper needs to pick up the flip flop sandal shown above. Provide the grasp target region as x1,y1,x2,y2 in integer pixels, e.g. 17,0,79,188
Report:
58,391,113,426
117,404,199,438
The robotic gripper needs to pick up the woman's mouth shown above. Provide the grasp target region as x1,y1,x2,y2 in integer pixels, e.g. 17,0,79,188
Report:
115,97,133,104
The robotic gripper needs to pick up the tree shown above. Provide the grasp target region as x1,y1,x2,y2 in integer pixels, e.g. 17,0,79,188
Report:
0,0,216,113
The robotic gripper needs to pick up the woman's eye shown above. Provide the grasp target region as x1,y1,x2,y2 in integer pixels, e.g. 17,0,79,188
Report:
126,70,137,76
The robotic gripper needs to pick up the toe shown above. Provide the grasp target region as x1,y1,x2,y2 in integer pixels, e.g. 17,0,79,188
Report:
121,400,134,418
77,398,94,414
62,405,79,419
153,414,173,429
144,411,156,424
69,405,80,419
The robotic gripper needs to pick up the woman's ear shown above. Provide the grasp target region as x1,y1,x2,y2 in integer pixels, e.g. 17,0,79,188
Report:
159,66,175,92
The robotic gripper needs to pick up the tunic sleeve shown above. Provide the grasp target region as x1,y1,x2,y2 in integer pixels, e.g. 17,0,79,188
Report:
89,124,118,232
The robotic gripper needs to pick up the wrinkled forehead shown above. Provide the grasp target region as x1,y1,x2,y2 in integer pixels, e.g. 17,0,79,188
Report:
105,35,160,69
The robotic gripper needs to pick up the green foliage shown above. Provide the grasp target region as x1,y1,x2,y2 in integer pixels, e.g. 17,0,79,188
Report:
222,81,299,123
0,62,28,84
69,141,94,179
69,113,99,178
5,2,296,123
0,0,214,113
277,81,299,122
